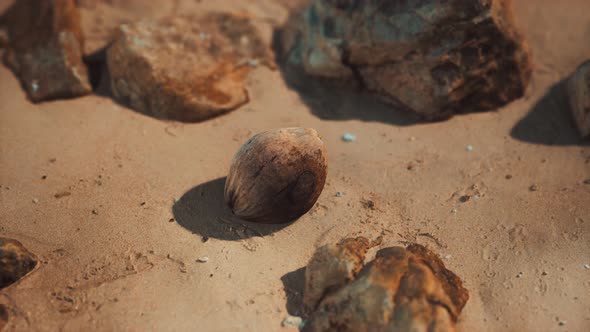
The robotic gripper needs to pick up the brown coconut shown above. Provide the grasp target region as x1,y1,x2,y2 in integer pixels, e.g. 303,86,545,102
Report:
224,128,328,224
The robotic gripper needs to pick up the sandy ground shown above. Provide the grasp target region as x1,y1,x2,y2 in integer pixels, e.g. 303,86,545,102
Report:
1,1,589,331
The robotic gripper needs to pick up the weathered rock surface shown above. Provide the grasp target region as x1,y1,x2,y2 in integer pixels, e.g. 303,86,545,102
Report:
107,13,273,122
279,0,532,120
567,61,590,138
0,238,37,289
303,238,469,332
2,0,92,102
304,237,378,310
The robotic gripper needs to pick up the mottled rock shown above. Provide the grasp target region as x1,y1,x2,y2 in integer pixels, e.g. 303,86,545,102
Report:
107,13,273,122
567,61,590,138
224,128,328,224
0,238,37,289
2,0,92,102
304,237,380,310
303,240,469,332
280,0,532,120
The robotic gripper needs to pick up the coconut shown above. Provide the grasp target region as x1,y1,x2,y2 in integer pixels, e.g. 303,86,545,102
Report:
224,127,328,224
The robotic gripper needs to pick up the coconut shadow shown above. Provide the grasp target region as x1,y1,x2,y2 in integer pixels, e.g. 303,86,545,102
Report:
172,177,292,241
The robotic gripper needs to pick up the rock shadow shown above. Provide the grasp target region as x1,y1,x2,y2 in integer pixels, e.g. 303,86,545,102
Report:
172,177,291,241
84,45,153,118
281,266,306,316
511,79,589,146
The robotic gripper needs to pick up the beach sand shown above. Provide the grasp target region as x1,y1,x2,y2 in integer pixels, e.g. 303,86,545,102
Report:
0,1,589,331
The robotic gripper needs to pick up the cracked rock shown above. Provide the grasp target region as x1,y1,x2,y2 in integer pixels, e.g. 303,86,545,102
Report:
2,0,92,102
303,238,469,332
279,0,532,120
304,237,380,310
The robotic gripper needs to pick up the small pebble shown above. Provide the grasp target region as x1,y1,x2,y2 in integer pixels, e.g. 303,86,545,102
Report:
31,80,39,92
465,145,473,152
584,264,589,270
247,59,259,67
459,195,470,203
197,256,209,263
92,209,99,215
201,236,209,243
451,208,457,214
529,184,538,192
282,315,303,328
169,218,175,222
541,271,548,276
584,179,590,185
444,255,452,260
505,174,512,179
41,175,47,180
558,320,566,326
335,191,344,197
516,272,523,278
342,133,356,142
32,198,39,204
54,191,71,199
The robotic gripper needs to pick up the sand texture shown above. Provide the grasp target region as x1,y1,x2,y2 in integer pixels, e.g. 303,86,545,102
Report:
0,0,589,331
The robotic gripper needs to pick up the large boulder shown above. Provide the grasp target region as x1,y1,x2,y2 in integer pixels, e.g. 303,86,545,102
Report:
279,0,533,120
106,13,273,122
2,0,92,102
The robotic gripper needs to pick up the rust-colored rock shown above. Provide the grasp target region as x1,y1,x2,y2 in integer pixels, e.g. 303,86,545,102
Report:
567,60,590,138
77,0,180,55
224,128,328,224
279,0,532,120
0,238,37,289
303,240,469,332
107,13,272,122
304,237,382,311
2,0,92,102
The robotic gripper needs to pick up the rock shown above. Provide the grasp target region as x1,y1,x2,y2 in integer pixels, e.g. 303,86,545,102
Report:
279,0,532,120
107,13,273,122
0,238,37,289
2,0,92,102
224,128,328,224
303,240,469,332
566,61,590,138
304,237,380,311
